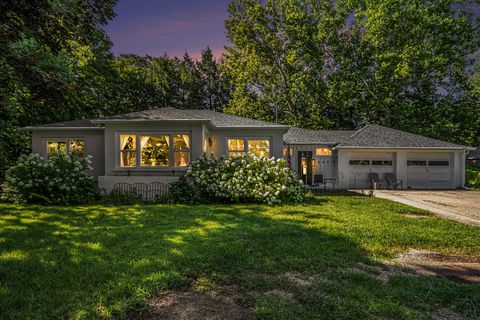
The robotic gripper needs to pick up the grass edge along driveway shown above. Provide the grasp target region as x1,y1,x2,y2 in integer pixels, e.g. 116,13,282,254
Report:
0,192,479,319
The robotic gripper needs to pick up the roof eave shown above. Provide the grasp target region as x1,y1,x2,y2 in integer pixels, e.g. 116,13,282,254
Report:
21,126,103,131
336,146,468,150
283,141,339,145
91,119,210,124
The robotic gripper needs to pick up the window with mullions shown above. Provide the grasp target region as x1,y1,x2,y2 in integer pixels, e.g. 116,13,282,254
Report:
46,139,85,159
119,133,191,168
227,138,271,158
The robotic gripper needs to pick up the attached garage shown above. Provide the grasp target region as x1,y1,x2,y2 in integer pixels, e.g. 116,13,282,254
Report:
343,151,395,189
331,125,469,190
406,152,452,189
284,124,470,190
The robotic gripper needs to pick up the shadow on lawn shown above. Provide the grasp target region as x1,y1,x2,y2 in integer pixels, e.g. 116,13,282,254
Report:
0,201,478,319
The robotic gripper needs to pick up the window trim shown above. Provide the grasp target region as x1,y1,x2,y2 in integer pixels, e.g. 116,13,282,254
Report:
226,137,272,158
116,131,191,170
44,138,85,158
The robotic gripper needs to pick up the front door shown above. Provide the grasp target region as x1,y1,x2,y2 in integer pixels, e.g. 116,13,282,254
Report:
298,151,313,185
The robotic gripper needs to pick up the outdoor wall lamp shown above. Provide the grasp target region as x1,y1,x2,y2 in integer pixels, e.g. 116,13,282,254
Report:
208,137,213,147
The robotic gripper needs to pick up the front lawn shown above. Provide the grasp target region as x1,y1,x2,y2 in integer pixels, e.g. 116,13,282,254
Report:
1,192,479,319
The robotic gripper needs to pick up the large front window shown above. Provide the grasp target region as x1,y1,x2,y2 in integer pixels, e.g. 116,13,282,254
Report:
141,135,170,167
227,138,271,158
119,133,190,168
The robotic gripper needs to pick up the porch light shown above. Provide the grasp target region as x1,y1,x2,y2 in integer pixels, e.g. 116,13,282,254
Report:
208,137,213,147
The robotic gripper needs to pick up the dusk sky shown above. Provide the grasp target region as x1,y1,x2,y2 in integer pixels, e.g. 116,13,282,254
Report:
104,0,230,60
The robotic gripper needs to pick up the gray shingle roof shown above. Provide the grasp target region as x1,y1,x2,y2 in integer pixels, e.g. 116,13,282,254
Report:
337,124,465,149
284,127,355,144
467,147,480,159
93,107,289,128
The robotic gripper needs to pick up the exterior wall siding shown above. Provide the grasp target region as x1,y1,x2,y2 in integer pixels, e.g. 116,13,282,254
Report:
31,129,105,178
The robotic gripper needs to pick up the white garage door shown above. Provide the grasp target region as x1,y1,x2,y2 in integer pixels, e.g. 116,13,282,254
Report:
347,152,395,188
407,153,451,189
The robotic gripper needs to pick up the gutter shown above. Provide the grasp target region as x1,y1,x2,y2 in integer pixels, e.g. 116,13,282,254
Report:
21,126,104,131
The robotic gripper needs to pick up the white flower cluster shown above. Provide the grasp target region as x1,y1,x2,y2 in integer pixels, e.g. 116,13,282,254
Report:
1,153,97,204
185,154,304,204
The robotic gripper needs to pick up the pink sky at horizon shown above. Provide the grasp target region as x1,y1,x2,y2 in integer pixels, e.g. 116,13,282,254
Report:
104,0,230,60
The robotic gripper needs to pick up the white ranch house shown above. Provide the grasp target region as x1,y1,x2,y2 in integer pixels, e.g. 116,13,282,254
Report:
24,107,470,192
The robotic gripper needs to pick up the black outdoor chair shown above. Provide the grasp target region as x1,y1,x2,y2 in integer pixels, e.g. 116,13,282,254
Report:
368,172,384,190
313,174,326,189
385,173,403,190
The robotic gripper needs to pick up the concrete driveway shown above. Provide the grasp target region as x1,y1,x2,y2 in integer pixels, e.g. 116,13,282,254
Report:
374,190,480,226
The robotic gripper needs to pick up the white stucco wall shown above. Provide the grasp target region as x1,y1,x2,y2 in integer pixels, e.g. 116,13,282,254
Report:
31,129,105,178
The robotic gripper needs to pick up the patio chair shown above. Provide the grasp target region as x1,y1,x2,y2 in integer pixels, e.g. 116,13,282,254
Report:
368,172,384,190
313,174,326,189
385,173,403,190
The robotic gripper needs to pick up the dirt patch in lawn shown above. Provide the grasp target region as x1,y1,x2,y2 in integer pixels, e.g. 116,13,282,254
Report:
132,286,253,320
394,249,480,284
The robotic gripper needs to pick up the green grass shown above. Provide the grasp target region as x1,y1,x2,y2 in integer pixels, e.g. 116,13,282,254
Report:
0,192,479,319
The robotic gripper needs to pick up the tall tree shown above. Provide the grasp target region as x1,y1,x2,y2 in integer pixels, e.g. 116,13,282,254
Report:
198,47,230,111
0,0,117,177
224,0,480,145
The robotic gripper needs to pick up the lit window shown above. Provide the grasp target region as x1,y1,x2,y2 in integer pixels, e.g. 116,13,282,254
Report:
120,134,136,167
349,160,370,166
46,139,85,159
69,139,85,157
47,141,67,158
248,139,270,158
173,134,190,167
140,135,169,167
228,139,245,156
315,148,332,156
283,147,294,157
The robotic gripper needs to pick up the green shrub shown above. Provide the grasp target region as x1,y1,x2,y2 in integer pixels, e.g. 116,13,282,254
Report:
466,162,480,189
169,154,304,204
0,153,98,204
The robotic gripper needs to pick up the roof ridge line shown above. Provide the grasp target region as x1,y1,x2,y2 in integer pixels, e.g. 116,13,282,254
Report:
348,124,370,139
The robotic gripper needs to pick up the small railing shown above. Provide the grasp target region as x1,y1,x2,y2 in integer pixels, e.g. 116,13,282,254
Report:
111,182,169,201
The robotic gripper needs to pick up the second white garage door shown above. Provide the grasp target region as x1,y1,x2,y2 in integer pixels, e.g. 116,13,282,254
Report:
406,152,452,189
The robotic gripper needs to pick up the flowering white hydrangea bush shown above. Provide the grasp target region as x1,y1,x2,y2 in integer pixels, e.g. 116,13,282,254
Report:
0,153,98,204
170,154,304,204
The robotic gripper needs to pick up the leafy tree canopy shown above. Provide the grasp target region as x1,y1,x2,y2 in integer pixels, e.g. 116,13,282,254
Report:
223,0,480,145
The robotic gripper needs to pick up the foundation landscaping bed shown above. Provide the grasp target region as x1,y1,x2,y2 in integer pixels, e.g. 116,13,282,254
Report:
0,192,479,319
